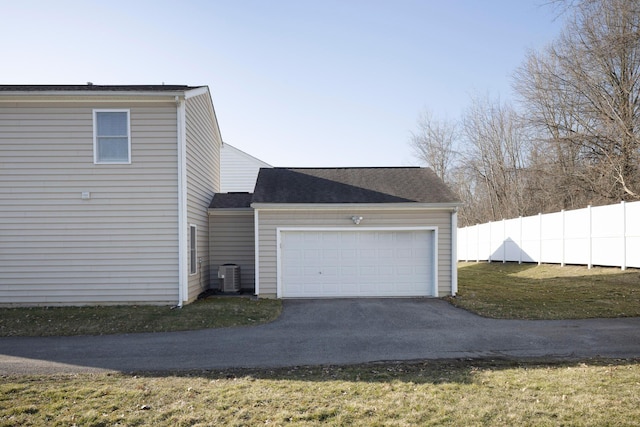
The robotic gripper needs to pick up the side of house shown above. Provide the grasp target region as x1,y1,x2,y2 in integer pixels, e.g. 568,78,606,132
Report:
184,88,222,301
0,85,221,305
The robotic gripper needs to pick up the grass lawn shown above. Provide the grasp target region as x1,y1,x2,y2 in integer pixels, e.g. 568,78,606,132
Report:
3,266,640,425
2,359,639,426
452,262,640,319
0,297,282,337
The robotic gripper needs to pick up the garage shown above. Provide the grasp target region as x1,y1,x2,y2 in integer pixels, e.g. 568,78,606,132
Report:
233,167,461,298
279,228,435,298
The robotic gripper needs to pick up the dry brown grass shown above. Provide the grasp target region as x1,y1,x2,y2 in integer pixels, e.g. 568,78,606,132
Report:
2,359,639,426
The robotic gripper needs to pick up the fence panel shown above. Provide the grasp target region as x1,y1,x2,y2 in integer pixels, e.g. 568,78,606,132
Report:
457,200,640,269
627,202,640,268
564,207,590,265
591,203,624,267
540,211,563,264
504,218,522,262
520,215,540,263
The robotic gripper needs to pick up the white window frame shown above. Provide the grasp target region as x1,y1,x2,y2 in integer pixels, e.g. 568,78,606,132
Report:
189,224,198,275
93,109,131,164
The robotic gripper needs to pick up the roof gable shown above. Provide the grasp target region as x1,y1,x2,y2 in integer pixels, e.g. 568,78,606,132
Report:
252,167,461,204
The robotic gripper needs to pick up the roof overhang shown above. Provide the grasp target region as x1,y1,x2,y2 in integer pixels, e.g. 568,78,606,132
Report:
0,86,207,103
251,202,462,211
207,208,254,216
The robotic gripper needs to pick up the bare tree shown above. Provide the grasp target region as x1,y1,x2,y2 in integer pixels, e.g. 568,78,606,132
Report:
515,0,640,204
460,95,531,223
409,109,459,182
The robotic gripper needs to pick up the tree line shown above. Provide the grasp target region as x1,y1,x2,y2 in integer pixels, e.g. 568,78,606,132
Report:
411,0,640,227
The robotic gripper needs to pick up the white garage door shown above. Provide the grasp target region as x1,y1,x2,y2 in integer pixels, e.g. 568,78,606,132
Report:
280,229,434,298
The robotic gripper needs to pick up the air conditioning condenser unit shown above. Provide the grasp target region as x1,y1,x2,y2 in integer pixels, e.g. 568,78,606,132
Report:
218,264,241,293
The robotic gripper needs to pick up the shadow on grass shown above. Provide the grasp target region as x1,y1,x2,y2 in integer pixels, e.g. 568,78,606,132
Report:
130,357,640,385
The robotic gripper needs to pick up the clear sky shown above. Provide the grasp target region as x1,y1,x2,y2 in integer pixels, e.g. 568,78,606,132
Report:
2,0,563,167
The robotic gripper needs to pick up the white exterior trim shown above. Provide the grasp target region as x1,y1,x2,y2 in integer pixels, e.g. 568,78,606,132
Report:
93,109,131,165
252,203,461,211
275,226,438,298
254,209,260,296
1,89,197,102
451,210,458,296
176,97,188,305
184,86,210,99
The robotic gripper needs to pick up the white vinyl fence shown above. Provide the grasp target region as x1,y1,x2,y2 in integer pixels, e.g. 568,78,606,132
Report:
457,201,640,269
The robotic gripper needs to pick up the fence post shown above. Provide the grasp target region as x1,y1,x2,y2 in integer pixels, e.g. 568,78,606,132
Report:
476,224,480,263
561,209,565,267
463,226,467,262
588,205,592,269
488,221,492,263
502,218,506,263
622,201,627,271
519,216,523,264
538,213,542,265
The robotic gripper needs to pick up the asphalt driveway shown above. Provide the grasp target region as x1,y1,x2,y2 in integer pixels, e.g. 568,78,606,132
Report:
1,298,640,375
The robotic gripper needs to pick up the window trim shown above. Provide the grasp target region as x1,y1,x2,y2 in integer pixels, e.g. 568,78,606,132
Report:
93,109,132,164
189,224,198,275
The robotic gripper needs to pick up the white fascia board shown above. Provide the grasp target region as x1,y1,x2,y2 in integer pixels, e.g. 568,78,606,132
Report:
276,225,438,233
250,202,462,211
184,86,210,99
0,91,187,102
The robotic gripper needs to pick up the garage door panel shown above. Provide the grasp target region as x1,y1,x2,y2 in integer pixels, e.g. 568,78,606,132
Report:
281,229,434,298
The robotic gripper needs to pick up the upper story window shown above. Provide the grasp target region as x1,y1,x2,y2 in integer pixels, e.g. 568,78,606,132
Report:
93,110,131,164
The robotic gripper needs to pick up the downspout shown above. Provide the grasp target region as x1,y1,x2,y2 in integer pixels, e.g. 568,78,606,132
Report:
176,95,188,308
451,208,458,296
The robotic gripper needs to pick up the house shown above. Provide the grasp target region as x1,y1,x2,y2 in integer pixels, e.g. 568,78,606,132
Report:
0,85,222,306
220,142,272,193
1,84,462,305
210,167,462,298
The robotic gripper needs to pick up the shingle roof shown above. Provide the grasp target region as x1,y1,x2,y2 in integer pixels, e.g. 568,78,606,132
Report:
209,192,253,209
0,85,202,92
252,167,461,204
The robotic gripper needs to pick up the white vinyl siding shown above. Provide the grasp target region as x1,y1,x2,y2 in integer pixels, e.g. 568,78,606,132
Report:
256,208,453,298
0,101,180,305
184,91,222,301
93,110,131,164
220,143,272,192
